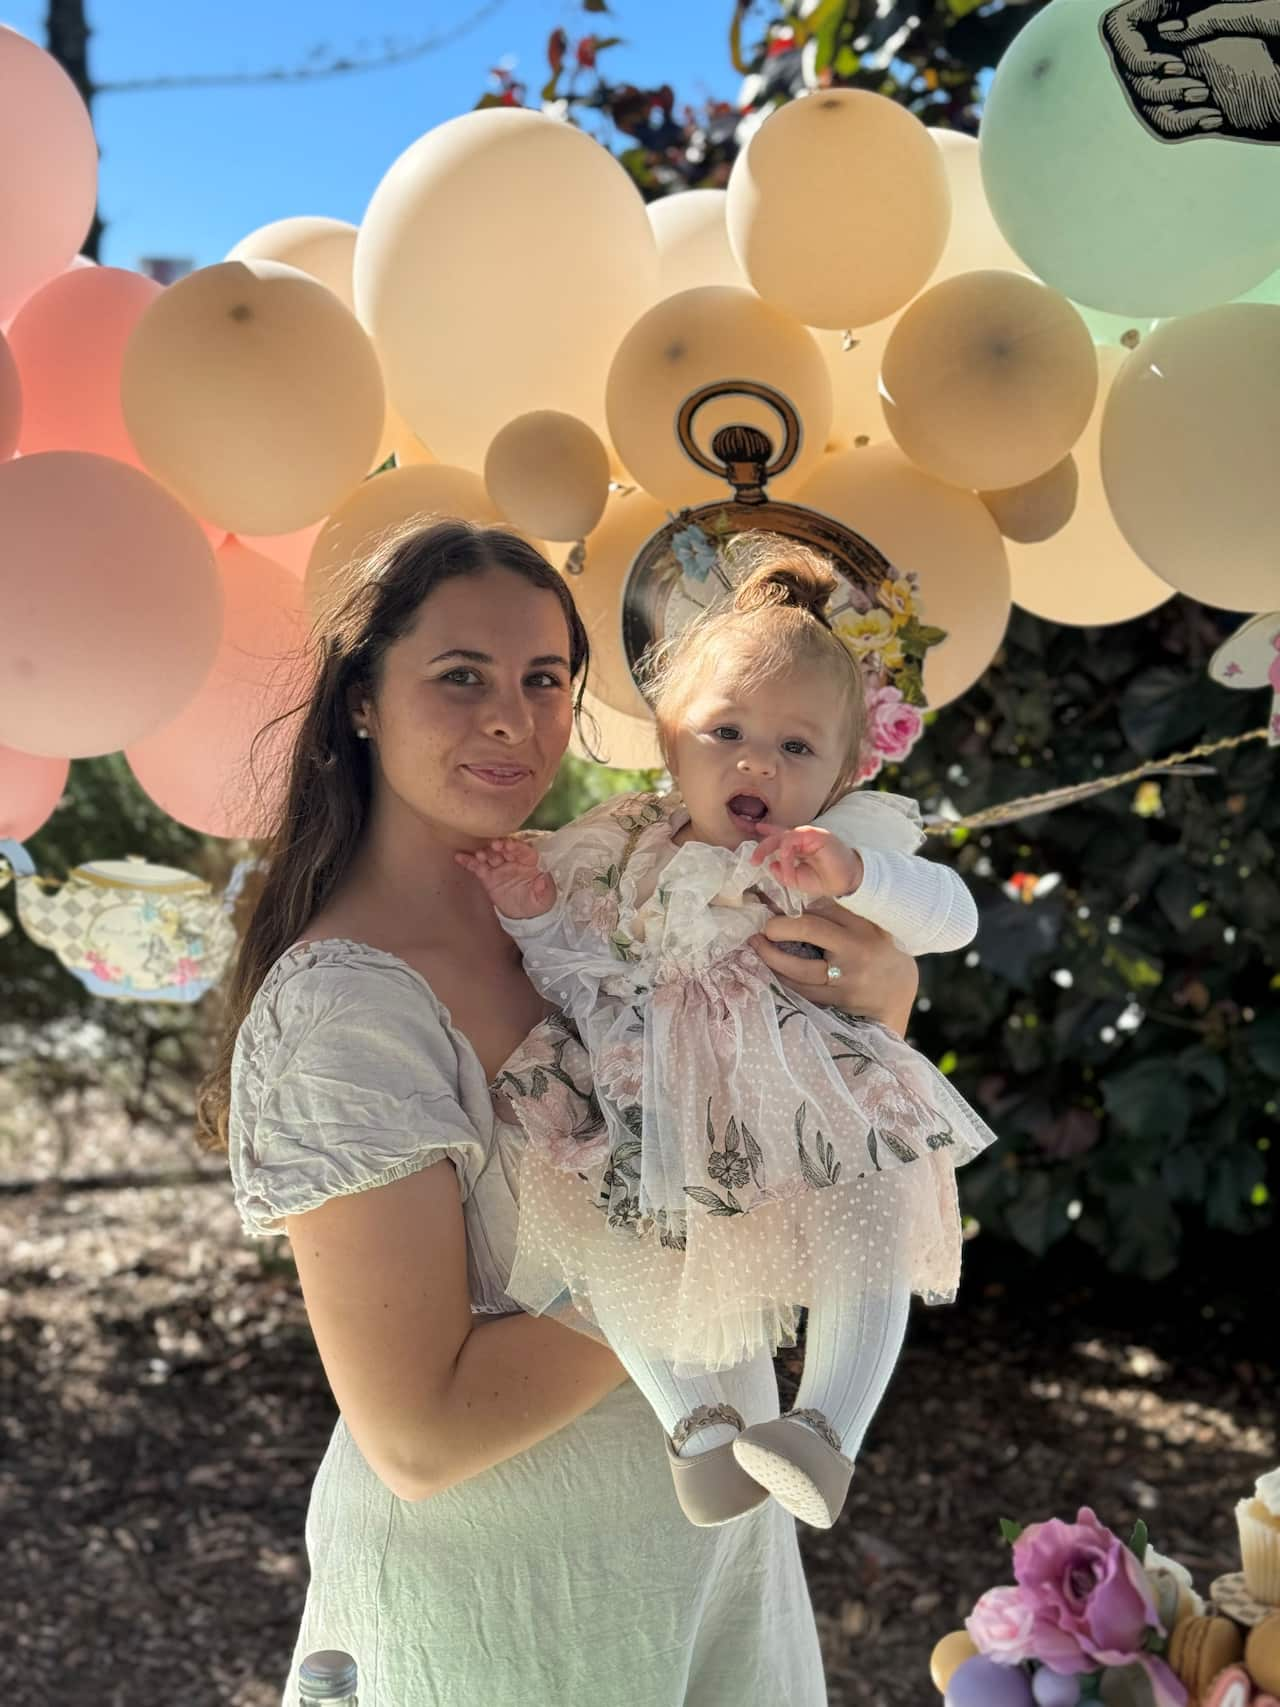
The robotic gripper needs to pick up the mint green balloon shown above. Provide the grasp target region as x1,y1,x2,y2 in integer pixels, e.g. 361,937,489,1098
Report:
980,0,1280,317
1235,267,1280,306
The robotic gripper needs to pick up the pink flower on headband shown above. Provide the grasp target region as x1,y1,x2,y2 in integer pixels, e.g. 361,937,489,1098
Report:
866,683,924,763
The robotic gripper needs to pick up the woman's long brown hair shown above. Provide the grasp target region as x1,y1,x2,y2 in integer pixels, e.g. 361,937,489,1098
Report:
195,518,590,1152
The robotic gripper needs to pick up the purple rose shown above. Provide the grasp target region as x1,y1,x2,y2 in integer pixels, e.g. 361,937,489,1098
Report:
966,1586,1039,1665
866,683,924,761
1012,1508,1162,1675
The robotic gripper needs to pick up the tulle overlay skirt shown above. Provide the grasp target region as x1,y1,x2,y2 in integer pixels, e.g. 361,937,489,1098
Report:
498,939,998,1375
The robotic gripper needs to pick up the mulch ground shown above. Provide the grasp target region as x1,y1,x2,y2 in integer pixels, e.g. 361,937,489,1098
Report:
2,1093,1275,1707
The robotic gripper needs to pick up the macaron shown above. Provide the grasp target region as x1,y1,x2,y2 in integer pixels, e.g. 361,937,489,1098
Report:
1246,1613,1280,1697
1169,1616,1245,1699
930,1631,979,1693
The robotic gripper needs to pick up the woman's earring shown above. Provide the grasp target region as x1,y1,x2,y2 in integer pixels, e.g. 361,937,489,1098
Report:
355,726,370,740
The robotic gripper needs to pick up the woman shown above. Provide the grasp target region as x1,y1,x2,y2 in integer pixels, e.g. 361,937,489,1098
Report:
199,519,922,1707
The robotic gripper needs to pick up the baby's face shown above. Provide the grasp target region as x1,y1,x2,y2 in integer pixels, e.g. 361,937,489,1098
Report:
669,661,851,850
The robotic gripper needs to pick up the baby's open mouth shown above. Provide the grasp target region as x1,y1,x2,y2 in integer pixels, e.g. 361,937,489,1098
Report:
727,793,770,836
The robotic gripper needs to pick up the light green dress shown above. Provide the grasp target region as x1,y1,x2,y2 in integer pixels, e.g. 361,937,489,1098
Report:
228,940,828,1707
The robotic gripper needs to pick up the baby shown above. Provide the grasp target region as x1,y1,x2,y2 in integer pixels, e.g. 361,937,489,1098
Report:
459,539,997,1530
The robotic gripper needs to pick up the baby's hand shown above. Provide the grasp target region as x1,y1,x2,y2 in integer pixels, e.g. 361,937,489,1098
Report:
456,838,557,919
750,826,864,898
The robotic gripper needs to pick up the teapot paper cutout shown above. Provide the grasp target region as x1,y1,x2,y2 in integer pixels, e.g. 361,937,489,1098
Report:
0,840,251,1002
1208,612,1280,748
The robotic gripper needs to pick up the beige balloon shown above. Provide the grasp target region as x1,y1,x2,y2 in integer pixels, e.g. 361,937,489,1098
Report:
485,411,610,543
354,108,659,471
226,217,433,473
227,215,360,300
814,317,900,451
647,189,747,296
795,443,1011,708
1100,304,1280,615
305,463,502,626
606,286,832,509
726,91,950,329
121,260,385,535
570,487,669,719
881,271,1098,490
572,689,664,772
1007,348,1174,626
927,132,1029,284
982,456,1079,544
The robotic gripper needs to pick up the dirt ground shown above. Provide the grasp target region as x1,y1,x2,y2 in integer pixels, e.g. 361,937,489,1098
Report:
2,1092,1275,1707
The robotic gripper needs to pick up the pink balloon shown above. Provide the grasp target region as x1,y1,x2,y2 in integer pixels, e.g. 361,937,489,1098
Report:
0,744,69,839
235,523,325,580
127,540,314,838
8,267,161,460
0,330,19,461
0,29,99,324
0,452,222,758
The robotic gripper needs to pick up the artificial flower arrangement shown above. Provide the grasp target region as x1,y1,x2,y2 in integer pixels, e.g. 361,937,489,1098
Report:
930,1482,1280,1707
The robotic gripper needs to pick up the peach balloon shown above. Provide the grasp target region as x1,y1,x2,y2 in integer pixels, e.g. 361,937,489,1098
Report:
127,541,313,838
605,286,832,509
927,132,1028,285
354,108,659,469
1007,348,1174,627
485,412,610,543
0,330,19,461
0,28,98,323
121,260,385,535
0,452,222,757
236,523,325,581
796,444,1011,709
305,464,503,624
0,744,69,840
726,91,950,329
572,689,663,773
226,215,359,300
570,488,670,718
8,266,161,461
815,318,900,451
647,189,747,296
981,457,1079,545
880,271,1098,491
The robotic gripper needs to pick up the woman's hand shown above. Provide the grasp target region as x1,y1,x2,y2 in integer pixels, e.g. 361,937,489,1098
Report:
750,899,919,1034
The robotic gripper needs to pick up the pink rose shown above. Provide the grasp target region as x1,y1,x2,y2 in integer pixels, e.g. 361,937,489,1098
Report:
1012,1508,1164,1675
866,683,924,761
966,1586,1039,1665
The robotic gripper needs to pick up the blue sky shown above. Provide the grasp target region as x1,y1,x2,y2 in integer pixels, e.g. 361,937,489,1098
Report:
2,0,736,270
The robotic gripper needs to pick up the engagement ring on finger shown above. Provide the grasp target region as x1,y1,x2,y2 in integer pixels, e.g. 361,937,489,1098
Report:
826,962,843,983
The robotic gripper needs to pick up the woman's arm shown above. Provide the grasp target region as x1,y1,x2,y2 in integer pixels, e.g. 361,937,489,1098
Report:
286,1161,626,1503
751,899,920,1034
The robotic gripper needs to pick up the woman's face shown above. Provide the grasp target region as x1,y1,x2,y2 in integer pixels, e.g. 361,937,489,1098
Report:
358,567,576,845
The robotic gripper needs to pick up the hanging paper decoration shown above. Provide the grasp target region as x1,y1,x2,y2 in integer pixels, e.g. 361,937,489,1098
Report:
1209,613,1280,748
0,840,253,1002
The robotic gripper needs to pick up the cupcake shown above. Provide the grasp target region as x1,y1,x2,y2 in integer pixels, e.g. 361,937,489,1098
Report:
1237,1469,1280,1607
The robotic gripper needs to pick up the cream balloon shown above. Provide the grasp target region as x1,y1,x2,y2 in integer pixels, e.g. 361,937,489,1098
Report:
647,189,747,296
606,286,832,508
485,412,610,544
726,91,950,329
1006,348,1174,627
981,457,1079,545
226,218,432,472
1100,305,1280,615
121,260,385,535
814,319,900,451
570,487,670,718
795,444,1011,708
0,452,222,757
573,689,664,773
227,215,360,300
927,131,1028,284
881,271,1098,490
305,464,503,625
354,108,659,469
